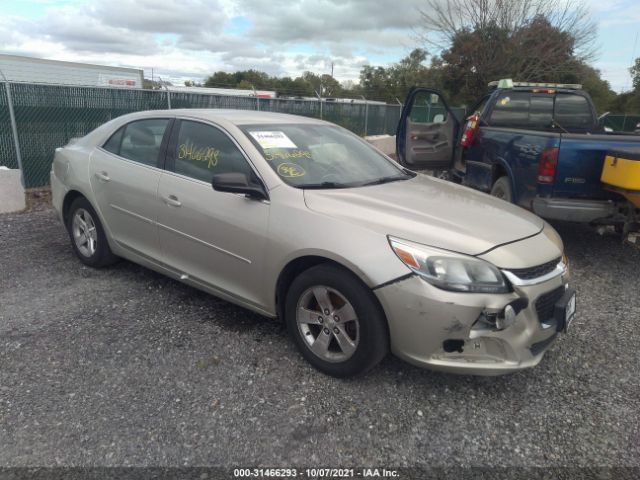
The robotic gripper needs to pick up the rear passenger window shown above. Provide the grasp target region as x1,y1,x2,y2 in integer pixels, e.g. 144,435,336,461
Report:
489,92,553,130
117,119,169,167
554,94,593,132
171,120,252,183
103,127,124,154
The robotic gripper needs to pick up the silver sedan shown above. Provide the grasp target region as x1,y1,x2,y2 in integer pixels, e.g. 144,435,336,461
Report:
51,109,575,377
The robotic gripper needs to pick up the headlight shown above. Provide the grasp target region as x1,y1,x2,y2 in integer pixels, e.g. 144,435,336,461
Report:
389,237,510,293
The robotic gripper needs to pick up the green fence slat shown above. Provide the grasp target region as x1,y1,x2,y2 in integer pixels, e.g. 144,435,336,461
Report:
0,84,17,169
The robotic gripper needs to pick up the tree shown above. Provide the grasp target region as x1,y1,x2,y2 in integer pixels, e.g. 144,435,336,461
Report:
359,65,392,101
200,69,345,98
417,0,597,104
296,72,341,97
418,0,596,62
357,49,435,102
389,48,431,100
204,69,273,90
143,78,161,89
554,61,615,113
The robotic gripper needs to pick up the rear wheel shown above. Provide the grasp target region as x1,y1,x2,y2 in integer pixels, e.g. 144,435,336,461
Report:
490,176,513,203
66,197,118,267
285,264,388,377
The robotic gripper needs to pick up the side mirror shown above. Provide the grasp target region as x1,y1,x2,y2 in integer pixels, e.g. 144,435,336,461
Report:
211,172,268,201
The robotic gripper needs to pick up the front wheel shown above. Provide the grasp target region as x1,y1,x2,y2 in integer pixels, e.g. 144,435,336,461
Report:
490,176,513,203
285,264,388,377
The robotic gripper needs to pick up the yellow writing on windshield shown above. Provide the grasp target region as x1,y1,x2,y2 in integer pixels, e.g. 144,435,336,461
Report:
265,150,312,161
277,163,306,178
178,142,219,169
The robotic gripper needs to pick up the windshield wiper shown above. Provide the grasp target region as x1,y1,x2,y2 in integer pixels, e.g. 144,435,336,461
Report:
360,175,411,187
296,181,352,189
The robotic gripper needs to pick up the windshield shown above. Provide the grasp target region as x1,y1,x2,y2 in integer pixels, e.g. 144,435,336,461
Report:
240,124,413,188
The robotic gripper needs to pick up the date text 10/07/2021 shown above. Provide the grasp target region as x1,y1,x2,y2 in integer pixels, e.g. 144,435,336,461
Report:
233,468,400,478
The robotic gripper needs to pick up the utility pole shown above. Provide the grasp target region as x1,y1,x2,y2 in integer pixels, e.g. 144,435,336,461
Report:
315,89,323,120
252,85,260,111
158,77,171,109
331,62,334,77
361,95,368,136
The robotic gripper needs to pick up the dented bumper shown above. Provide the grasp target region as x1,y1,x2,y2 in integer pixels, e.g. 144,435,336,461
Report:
374,271,569,375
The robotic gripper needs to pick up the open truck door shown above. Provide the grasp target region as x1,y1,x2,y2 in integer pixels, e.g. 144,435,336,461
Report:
396,88,459,170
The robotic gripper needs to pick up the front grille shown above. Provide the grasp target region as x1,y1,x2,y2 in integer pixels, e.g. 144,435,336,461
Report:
535,286,565,323
507,257,561,280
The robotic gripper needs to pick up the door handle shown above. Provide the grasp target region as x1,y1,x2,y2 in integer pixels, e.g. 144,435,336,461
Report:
162,195,182,207
95,171,110,182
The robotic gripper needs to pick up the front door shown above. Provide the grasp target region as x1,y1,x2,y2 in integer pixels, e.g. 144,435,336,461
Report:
89,118,172,259
156,119,270,309
397,88,459,170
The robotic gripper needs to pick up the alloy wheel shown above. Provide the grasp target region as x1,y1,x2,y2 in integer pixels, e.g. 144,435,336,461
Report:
296,285,360,363
72,208,98,257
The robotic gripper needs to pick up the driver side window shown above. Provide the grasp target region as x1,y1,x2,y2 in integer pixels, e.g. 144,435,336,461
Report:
409,91,448,124
170,120,252,183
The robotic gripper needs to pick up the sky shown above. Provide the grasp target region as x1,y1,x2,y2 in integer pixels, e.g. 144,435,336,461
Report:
0,0,638,93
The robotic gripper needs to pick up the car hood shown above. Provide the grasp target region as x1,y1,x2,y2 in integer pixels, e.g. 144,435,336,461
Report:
303,174,544,256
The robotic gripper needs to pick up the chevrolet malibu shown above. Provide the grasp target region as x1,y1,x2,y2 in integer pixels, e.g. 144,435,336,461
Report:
51,110,576,377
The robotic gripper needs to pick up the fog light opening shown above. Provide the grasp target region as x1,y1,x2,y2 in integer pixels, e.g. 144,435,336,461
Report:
443,339,465,353
496,305,517,330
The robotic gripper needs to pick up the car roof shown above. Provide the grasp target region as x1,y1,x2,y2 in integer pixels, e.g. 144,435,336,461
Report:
122,108,327,126
74,108,333,149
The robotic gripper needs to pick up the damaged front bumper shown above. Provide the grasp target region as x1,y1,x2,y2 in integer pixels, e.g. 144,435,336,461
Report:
374,271,570,375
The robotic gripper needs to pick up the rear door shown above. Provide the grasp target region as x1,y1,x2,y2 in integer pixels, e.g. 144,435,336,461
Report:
397,88,459,169
90,118,172,259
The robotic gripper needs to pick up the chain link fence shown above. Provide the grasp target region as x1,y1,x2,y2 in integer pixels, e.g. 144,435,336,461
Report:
601,115,640,133
0,82,412,188
4,80,640,190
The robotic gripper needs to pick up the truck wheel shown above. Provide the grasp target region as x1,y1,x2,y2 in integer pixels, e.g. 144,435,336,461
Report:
491,176,513,203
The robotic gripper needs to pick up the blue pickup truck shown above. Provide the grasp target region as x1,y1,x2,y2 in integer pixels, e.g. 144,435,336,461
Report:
396,80,640,228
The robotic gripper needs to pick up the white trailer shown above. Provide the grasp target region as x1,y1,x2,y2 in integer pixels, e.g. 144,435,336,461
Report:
167,85,277,98
0,54,143,88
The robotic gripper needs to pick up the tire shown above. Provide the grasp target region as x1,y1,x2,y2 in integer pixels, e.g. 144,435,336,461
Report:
285,264,389,378
66,196,118,268
490,176,513,203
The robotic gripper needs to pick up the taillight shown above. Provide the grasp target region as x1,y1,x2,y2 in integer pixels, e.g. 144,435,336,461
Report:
460,113,480,147
537,147,559,184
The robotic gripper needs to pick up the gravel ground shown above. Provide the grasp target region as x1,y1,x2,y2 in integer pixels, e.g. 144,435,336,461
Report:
0,207,639,470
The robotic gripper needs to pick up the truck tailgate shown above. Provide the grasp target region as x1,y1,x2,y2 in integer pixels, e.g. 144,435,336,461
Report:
554,134,640,199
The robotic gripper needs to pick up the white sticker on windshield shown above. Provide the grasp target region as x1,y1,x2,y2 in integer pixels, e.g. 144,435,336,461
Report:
249,131,297,149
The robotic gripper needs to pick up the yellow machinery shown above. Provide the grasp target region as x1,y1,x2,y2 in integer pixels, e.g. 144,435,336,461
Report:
601,149,640,208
